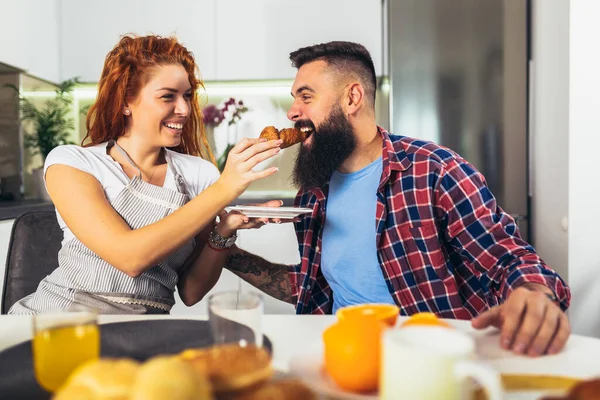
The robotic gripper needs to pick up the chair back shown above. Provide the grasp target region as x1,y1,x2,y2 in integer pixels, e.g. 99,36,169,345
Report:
2,211,62,314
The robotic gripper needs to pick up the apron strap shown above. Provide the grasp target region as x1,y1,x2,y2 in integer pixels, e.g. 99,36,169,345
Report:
109,140,188,196
110,140,142,177
164,150,190,196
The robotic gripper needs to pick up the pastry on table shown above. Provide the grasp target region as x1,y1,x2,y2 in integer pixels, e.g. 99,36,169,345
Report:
179,344,272,393
218,378,317,400
52,358,140,400
540,377,600,400
130,356,212,400
52,356,213,400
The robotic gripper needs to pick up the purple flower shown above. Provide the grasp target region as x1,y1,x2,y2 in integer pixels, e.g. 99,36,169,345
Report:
202,97,248,128
203,104,224,128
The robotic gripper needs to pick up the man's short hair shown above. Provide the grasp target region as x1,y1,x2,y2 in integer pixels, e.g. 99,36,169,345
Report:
289,41,377,107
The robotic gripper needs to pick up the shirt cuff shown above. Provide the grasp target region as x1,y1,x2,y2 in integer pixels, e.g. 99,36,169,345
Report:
287,264,301,306
500,266,571,311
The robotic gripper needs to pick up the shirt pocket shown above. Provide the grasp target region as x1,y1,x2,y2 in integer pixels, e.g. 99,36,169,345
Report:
398,220,449,280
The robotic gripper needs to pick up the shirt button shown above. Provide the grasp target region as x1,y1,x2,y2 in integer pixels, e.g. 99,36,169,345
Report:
306,285,311,291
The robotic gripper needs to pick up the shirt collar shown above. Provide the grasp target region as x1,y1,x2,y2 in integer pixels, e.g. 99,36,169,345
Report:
305,126,412,199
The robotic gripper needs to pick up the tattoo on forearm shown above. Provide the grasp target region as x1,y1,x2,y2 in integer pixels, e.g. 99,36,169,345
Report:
226,251,293,304
226,253,264,277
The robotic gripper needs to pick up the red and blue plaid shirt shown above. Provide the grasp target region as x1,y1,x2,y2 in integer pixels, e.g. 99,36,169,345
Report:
290,127,570,318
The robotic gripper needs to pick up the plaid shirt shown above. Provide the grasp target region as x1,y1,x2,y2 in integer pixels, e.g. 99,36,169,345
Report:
290,127,570,318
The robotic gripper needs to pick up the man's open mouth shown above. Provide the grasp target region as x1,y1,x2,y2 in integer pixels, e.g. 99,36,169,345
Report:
298,125,315,141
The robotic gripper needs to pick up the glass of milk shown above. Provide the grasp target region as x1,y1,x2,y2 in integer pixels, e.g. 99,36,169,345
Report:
380,326,503,400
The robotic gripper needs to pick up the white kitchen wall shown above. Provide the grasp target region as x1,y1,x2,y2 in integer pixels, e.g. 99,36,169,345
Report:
58,0,382,82
530,0,570,283
566,0,600,337
214,0,383,80
59,0,218,82
532,0,600,337
0,0,61,82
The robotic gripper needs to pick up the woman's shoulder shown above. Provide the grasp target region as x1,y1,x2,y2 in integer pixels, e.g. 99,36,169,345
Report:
44,143,109,174
46,143,106,159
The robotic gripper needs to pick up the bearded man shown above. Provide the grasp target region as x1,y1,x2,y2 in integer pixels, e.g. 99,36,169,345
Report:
224,41,571,358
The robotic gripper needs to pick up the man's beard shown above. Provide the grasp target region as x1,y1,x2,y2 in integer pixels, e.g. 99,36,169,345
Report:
291,105,356,190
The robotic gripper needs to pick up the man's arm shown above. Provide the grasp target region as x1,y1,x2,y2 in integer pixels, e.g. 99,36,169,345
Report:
434,157,571,356
434,158,571,309
224,245,294,304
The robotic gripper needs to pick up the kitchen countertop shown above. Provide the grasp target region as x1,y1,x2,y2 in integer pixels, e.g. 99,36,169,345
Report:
0,193,298,221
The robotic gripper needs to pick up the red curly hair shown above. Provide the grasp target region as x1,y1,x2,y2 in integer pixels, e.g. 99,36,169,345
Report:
83,34,214,163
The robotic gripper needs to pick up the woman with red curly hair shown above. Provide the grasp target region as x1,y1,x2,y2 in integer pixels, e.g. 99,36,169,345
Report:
9,35,283,314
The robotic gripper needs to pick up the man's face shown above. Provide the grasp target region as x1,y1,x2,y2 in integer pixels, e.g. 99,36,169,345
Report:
288,61,356,190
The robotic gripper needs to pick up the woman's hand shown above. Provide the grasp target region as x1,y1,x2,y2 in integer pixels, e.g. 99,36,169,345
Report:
217,138,282,198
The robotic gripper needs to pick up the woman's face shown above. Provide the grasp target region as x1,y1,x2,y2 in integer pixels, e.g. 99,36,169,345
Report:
126,64,192,148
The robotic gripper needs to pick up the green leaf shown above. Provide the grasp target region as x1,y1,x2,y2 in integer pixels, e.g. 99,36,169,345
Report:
4,78,80,161
217,143,236,172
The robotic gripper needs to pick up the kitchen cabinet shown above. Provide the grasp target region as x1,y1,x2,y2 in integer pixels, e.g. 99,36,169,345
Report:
60,0,218,82
215,0,383,80
0,0,60,82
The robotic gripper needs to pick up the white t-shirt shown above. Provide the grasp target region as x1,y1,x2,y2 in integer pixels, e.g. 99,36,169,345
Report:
44,143,220,244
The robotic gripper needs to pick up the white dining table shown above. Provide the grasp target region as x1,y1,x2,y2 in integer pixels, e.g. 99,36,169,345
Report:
1,314,600,398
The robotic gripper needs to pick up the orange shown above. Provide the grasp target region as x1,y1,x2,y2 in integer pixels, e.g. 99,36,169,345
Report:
336,303,400,327
322,315,384,393
400,312,452,328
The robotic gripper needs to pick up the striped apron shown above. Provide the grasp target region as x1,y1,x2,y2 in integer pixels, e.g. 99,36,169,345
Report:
9,141,196,314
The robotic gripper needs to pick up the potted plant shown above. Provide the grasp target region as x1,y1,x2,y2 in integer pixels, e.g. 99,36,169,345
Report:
5,78,79,201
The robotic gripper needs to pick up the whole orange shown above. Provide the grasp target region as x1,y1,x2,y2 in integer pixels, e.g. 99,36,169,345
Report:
336,303,400,327
400,312,452,328
322,315,384,393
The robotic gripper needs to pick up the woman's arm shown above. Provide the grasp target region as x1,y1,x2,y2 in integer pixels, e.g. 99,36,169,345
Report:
176,223,220,306
176,210,271,306
46,138,281,277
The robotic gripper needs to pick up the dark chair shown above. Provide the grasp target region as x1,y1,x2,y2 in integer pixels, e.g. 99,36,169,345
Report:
2,211,62,314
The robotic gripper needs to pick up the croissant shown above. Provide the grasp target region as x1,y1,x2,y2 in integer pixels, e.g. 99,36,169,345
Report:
259,126,307,149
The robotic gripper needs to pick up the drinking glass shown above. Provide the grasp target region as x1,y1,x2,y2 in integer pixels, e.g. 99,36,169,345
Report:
32,310,100,392
208,291,263,347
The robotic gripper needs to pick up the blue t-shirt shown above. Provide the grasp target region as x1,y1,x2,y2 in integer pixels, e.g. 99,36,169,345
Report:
322,157,396,313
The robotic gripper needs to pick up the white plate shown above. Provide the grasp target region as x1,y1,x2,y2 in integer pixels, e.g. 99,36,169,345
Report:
288,352,568,400
227,205,312,219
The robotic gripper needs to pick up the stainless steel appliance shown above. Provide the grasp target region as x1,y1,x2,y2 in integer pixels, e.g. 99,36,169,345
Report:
387,0,529,240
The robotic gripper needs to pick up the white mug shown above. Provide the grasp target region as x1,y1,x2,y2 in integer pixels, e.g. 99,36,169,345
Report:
380,327,503,400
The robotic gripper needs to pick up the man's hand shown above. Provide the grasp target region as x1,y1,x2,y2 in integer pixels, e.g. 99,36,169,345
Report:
471,285,570,357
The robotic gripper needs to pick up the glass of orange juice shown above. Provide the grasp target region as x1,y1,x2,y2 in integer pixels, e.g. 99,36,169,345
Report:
32,310,100,392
